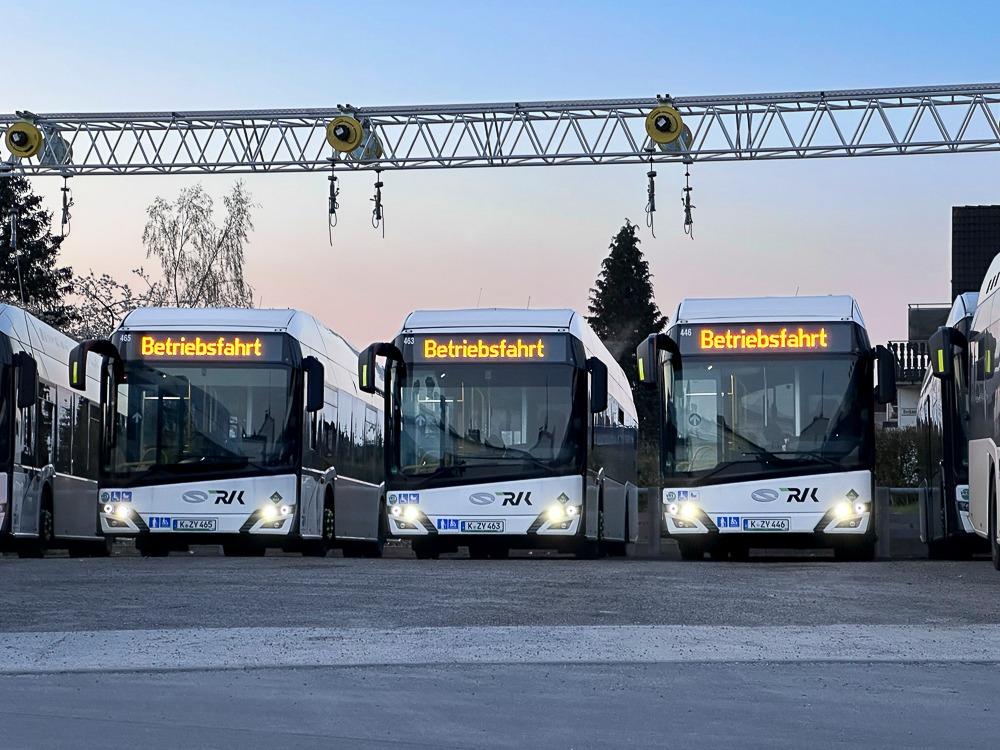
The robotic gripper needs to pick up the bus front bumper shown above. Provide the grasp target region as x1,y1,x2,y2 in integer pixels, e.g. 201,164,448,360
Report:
662,501,872,538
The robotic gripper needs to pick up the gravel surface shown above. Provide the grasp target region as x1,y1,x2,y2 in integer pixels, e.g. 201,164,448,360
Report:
2,554,999,633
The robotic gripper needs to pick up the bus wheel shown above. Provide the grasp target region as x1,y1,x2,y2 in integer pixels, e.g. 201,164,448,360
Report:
136,536,171,557
360,511,388,558
412,540,440,560
17,498,54,559
302,495,334,557
677,541,705,561
990,480,1000,571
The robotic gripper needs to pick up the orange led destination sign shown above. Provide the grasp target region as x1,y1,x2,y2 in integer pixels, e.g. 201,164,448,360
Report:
679,323,855,355
126,332,287,362
411,334,569,363
141,335,263,358
700,327,828,351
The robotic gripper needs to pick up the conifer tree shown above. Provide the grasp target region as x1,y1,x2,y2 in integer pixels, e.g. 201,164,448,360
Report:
588,220,668,474
0,176,75,327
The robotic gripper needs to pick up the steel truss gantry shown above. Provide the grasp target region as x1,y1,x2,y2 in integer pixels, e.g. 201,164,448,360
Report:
3,82,1000,176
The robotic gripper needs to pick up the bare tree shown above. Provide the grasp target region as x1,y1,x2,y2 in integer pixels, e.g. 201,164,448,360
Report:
69,181,256,339
142,181,255,308
69,270,158,340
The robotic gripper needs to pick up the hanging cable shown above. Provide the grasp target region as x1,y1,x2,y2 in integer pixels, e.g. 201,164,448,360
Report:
327,169,340,246
59,176,74,241
371,169,385,238
9,209,25,305
644,149,656,239
682,164,695,239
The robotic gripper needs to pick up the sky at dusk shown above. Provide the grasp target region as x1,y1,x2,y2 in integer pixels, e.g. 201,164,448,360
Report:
5,0,1000,348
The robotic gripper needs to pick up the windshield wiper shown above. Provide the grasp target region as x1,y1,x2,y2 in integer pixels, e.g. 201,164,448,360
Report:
764,450,842,469
167,455,252,472
465,448,556,471
691,457,777,482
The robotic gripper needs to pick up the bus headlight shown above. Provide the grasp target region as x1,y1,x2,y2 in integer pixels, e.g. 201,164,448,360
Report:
261,504,279,522
833,501,852,520
279,505,291,516
546,504,565,523
103,504,114,515
566,505,579,517
403,505,420,523
854,502,868,515
114,504,130,520
390,505,402,518
666,502,679,516
680,501,699,521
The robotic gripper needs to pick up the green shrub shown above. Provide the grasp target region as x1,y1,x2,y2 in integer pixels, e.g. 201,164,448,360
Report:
875,427,921,488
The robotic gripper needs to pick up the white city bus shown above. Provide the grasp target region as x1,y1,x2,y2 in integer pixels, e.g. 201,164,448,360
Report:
358,309,638,559
637,296,896,561
949,252,1000,569
69,308,386,557
0,305,109,557
917,293,982,558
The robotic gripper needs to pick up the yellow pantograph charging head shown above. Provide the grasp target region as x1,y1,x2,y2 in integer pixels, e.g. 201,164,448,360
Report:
645,106,684,145
326,116,364,152
5,121,44,158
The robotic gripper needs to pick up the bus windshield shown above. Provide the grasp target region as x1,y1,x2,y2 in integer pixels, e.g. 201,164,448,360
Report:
664,355,872,482
106,362,300,481
393,362,585,486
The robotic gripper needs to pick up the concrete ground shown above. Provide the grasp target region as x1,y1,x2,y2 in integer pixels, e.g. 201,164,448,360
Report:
2,553,999,748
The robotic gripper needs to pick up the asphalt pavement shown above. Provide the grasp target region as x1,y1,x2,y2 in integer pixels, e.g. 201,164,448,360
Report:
2,551,999,748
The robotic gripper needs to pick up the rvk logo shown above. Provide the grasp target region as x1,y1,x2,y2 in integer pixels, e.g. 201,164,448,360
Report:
499,491,532,506
213,490,246,505
782,487,820,503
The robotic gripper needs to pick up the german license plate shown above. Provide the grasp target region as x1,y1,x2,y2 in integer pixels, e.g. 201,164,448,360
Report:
172,518,218,532
461,520,504,533
742,518,789,532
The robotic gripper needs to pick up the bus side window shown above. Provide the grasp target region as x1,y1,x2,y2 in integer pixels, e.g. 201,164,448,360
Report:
364,406,379,479
338,397,355,477
324,388,338,459
56,387,73,474
87,402,102,479
73,397,89,478
38,383,55,468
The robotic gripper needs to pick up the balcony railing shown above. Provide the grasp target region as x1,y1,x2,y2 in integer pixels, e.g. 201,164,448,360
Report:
887,340,928,384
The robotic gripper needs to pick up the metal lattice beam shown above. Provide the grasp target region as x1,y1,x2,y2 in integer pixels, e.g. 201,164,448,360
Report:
3,82,1000,176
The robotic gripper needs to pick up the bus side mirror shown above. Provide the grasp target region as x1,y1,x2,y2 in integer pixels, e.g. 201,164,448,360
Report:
928,326,960,380
587,357,608,413
358,342,402,395
874,345,897,405
303,356,324,412
358,344,380,395
635,333,679,386
12,352,36,410
636,335,659,385
68,339,124,391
